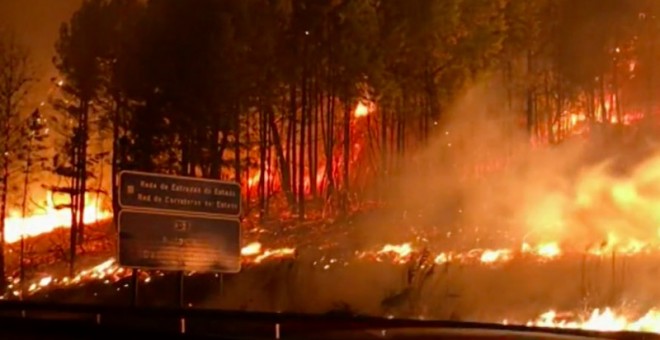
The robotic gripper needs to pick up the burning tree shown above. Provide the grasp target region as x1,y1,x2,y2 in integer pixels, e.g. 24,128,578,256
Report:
15,109,48,294
33,0,660,237
52,0,113,276
0,29,33,292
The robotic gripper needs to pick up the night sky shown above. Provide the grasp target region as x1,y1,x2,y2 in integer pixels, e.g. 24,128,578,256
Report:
0,0,81,109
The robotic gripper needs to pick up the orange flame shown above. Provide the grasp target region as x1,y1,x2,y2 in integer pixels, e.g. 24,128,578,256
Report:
354,101,369,118
526,308,660,333
3,191,112,244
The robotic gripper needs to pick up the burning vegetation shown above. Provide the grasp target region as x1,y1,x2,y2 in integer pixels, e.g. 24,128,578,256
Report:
3,0,660,336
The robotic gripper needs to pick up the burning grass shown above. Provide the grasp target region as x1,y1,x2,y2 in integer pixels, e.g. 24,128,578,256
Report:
6,119,660,334
6,234,660,334
6,193,660,335
6,196,660,335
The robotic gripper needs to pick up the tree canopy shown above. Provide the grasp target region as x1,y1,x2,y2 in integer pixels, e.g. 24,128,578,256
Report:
43,0,660,222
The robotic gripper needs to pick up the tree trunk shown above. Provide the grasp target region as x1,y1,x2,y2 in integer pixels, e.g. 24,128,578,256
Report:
19,131,34,297
267,106,295,207
260,104,268,220
526,49,535,136
612,56,622,123
342,99,350,216
111,97,122,230
288,85,297,202
76,100,90,246
265,118,272,216
245,110,251,208
325,90,335,199
210,110,221,179
599,74,608,122
311,75,319,199
233,102,241,185
0,130,8,292
380,105,388,198
69,184,77,277
69,109,84,277
299,67,307,219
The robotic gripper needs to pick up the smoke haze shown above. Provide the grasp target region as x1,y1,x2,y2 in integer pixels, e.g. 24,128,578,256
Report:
207,76,660,322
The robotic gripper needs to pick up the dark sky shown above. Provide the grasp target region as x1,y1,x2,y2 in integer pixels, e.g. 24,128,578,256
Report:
0,0,81,108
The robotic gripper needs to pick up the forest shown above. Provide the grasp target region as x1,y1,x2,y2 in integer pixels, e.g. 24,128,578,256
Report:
0,0,660,292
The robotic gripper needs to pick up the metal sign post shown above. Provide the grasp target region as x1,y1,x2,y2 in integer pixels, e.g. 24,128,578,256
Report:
117,171,242,308
131,269,138,306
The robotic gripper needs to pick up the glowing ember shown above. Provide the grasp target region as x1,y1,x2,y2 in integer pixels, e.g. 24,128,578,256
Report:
3,191,112,244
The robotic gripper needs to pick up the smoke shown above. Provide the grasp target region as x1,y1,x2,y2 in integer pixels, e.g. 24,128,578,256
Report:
385,75,660,251
199,76,660,322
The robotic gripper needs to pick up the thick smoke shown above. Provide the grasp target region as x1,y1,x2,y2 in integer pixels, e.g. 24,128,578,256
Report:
391,75,660,251
205,77,660,323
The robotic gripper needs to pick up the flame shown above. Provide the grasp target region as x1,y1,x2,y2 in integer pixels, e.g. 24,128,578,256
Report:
240,241,262,256
237,242,297,264
434,252,449,264
527,308,660,333
354,101,369,118
372,243,413,264
378,243,413,257
479,249,513,263
522,242,561,259
516,151,660,251
3,191,112,244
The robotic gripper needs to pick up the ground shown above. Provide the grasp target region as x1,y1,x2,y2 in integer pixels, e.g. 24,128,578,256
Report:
9,208,660,329
23,246,660,327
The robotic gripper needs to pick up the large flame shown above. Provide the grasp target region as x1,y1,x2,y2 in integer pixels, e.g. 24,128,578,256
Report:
516,151,660,251
525,308,660,334
5,126,660,336
3,191,112,244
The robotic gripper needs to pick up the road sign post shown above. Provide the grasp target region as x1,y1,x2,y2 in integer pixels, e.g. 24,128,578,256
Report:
117,171,242,307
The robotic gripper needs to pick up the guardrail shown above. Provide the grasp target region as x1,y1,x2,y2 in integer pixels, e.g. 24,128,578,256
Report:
0,300,655,340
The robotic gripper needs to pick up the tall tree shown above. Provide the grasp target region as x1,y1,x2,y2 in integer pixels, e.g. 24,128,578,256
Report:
53,0,113,275
0,29,32,293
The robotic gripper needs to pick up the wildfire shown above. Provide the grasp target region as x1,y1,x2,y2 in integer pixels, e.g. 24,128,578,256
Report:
526,308,660,334
13,242,298,297
358,241,569,267
3,191,112,244
8,233,660,337
9,257,129,297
